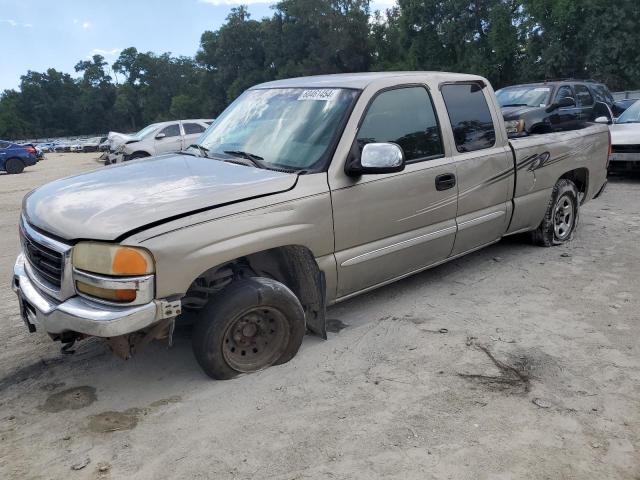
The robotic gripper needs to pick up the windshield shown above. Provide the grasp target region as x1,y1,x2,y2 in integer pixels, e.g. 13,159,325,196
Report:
616,100,640,123
135,123,159,139
197,88,359,170
496,86,552,108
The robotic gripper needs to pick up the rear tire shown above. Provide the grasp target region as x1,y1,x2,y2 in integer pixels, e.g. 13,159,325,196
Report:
4,158,25,174
532,179,579,247
192,277,306,380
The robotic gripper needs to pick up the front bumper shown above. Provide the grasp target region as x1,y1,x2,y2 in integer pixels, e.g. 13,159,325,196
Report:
106,152,123,164
12,254,159,337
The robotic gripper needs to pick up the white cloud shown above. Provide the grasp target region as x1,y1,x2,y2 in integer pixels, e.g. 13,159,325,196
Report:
1,18,34,28
88,48,122,58
82,21,92,29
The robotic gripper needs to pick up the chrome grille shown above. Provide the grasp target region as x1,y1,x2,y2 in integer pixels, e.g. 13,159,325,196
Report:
20,224,64,288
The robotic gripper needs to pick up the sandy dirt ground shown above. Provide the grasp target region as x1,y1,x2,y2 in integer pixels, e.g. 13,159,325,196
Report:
0,152,639,479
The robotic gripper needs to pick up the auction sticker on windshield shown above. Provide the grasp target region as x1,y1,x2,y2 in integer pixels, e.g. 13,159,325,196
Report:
298,89,339,101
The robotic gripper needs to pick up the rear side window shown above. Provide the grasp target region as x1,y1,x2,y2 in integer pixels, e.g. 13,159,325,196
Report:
574,84,594,106
183,123,205,134
441,84,496,152
160,124,180,137
357,86,443,162
592,85,614,104
0,141,8,149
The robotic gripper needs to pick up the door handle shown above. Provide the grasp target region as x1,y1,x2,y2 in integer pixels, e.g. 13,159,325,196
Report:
435,173,456,191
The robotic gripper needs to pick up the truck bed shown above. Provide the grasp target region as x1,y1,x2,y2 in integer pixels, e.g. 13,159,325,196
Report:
506,124,610,235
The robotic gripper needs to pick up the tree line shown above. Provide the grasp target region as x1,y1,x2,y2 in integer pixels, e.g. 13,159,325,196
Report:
1,0,639,139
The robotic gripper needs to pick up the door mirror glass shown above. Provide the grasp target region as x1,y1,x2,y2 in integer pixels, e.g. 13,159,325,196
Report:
349,142,405,176
594,116,611,124
155,132,166,140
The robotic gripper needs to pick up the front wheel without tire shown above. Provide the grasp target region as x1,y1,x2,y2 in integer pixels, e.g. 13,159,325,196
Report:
532,178,579,246
192,277,306,379
4,158,25,174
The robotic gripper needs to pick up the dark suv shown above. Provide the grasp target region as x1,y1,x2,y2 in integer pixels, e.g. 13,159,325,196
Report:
496,80,617,136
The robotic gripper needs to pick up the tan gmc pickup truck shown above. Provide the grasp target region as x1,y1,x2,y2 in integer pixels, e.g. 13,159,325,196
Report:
12,72,609,379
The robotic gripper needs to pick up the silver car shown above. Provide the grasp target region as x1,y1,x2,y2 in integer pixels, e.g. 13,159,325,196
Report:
107,119,213,164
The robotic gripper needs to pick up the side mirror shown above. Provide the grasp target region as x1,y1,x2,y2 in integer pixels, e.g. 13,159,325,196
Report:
594,116,611,125
346,142,405,176
155,133,166,140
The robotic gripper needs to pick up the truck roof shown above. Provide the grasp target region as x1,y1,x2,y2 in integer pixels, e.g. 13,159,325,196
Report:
252,71,486,90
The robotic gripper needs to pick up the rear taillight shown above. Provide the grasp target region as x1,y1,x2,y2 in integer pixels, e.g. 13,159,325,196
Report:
26,146,36,154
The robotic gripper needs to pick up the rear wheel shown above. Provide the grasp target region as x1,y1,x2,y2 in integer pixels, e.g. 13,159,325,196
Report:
532,179,579,246
4,158,25,174
192,277,306,379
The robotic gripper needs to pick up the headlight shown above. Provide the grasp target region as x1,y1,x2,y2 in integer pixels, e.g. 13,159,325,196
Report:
72,242,155,304
504,119,525,135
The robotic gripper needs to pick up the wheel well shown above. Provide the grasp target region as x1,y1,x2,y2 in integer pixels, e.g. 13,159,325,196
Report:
131,151,150,158
560,168,589,200
182,245,327,338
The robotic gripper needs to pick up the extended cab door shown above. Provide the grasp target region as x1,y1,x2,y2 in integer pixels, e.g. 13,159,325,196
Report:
330,85,458,298
440,83,513,256
154,123,183,154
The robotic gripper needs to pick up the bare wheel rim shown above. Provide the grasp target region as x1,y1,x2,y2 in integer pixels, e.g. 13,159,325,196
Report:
553,193,575,240
221,306,290,373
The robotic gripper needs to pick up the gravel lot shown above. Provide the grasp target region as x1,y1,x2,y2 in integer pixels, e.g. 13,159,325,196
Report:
1,153,639,479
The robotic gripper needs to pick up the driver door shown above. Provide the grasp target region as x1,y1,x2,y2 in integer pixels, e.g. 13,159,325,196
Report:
330,86,458,298
550,85,580,131
155,123,183,154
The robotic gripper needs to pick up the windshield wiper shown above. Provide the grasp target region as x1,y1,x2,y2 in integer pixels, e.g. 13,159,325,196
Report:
502,103,529,107
188,143,210,157
223,150,266,169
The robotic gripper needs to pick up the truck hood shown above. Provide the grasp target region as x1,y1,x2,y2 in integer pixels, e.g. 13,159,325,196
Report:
610,123,640,145
23,154,297,241
501,105,541,119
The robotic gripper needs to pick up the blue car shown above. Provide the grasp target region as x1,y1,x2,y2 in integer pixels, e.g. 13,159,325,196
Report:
0,140,38,174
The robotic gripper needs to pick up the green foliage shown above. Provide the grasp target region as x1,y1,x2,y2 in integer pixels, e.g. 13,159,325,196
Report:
0,0,638,139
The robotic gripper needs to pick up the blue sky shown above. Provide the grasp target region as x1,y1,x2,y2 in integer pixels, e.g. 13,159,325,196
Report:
0,0,395,92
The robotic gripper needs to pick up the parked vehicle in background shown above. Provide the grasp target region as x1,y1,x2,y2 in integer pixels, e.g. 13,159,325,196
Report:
496,79,616,136
0,140,38,174
11,72,609,379
612,98,638,116
36,142,55,153
601,99,640,172
19,143,45,161
70,136,105,153
106,119,213,164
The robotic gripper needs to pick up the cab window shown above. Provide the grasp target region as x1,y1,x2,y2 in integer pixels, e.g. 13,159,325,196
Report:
357,86,444,162
441,83,496,152
555,85,574,102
